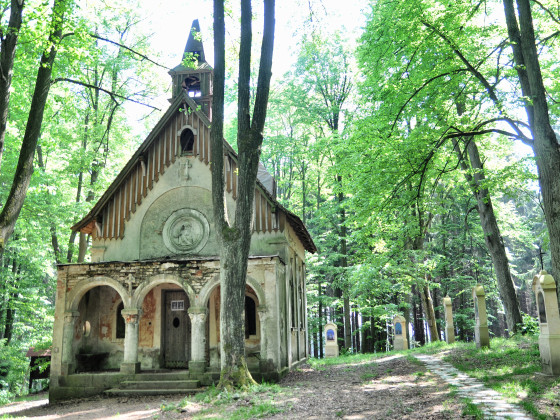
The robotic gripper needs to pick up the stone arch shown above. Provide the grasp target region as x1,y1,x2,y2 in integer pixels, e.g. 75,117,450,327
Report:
133,274,196,309
67,276,129,312
196,274,266,308
178,124,198,136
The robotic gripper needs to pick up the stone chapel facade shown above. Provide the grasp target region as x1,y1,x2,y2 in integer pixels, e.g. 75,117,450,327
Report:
49,21,316,401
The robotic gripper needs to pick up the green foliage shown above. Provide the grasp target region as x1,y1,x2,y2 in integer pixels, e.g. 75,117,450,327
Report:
516,313,540,336
461,397,485,419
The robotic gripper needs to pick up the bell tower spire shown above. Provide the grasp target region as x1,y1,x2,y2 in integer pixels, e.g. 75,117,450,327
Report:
169,19,213,119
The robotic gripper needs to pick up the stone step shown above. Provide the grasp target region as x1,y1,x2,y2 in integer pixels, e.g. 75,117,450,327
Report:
104,388,203,397
120,379,200,390
133,371,190,381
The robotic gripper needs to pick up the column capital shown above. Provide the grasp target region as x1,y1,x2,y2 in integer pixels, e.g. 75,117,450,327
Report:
257,305,269,321
188,306,208,315
188,310,207,324
121,308,142,324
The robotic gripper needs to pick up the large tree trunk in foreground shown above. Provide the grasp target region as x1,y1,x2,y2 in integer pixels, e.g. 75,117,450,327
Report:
211,0,275,389
0,0,68,258
0,0,25,170
503,0,560,302
452,137,523,333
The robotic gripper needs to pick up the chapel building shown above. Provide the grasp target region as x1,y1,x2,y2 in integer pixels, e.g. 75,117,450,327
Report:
49,20,316,401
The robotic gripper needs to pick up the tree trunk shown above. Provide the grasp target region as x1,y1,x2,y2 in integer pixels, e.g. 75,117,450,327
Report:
412,284,425,345
0,0,68,257
211,0,275,389
432,287,442,339
0,0,25,169
451,137,523,332
420,281,439,342
503,0,560,302
318,280,323,358
337,181,352,350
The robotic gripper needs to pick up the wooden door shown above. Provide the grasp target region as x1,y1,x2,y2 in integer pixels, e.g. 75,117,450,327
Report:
163,290,190,368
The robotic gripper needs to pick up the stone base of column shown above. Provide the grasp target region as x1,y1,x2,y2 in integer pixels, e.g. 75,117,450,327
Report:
445,327,455,344
61,362,75,376
325,343,339,358
475,326,490,348
394,337,408,351
539,334,560,375
120,362,141,374
188,360,206,374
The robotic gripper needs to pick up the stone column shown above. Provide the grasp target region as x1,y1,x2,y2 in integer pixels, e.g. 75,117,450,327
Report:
443,296,455,344
61,311,79,375
473,284,490,348
257,305,272,373
532,270,560,375
324,322,339,357
393,315,408,350
121,308,141,374
188,307,207,374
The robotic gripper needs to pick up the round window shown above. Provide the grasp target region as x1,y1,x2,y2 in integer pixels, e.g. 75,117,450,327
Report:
173,317,180,328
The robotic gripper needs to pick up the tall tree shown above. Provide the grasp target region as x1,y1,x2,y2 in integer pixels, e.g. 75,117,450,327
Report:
0,0,25,169
210,0,276,388
0,0,69,258
502,0,560,299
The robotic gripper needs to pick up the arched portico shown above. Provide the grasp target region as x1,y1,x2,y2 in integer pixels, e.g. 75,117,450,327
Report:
67,276,129,312
63,278,129,374
199,275,267,371
133,274,195,309
196,274,266,308
129,274,195,371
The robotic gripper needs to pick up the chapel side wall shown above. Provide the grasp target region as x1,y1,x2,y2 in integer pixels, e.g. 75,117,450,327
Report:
279,217,308,367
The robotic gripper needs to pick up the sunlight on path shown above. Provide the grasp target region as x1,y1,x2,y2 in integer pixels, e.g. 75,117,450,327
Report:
414,354,533,420
0,398,49,417
0,397,161,419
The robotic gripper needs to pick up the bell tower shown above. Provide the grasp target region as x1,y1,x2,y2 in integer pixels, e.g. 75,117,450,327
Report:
169,19,213,119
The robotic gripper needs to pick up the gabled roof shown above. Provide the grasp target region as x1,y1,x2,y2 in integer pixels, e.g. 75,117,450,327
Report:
72,91,316,254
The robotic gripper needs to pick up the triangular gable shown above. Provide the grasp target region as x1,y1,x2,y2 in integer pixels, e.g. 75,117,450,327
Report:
72,92,316,253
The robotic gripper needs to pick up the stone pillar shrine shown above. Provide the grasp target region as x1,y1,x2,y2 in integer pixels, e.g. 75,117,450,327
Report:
393,315,408,350
443,295,455,344
532,270,560,375
473,284,490,348
324,322,339,358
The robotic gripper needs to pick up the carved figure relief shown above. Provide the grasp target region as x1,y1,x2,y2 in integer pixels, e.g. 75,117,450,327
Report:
163,209,209,254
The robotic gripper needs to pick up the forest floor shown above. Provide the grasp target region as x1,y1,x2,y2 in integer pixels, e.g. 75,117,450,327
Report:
0,352,468,419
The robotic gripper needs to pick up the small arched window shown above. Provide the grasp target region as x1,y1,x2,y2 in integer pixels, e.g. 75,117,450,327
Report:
116,301,125,339
180,129,195,155
245,296,257,338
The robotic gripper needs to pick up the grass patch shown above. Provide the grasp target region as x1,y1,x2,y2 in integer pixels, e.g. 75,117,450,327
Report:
182,381,285,419
461,397,485,419
227,401,283,420
405,354,423,366
308,352,382,369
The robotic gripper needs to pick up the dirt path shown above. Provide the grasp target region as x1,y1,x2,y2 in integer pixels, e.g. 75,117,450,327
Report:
0,354,467,419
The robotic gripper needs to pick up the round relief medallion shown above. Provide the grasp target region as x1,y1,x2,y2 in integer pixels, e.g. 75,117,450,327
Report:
163,209,210,254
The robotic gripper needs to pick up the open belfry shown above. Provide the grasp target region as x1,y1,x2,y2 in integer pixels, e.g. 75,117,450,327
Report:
49,20,316,401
